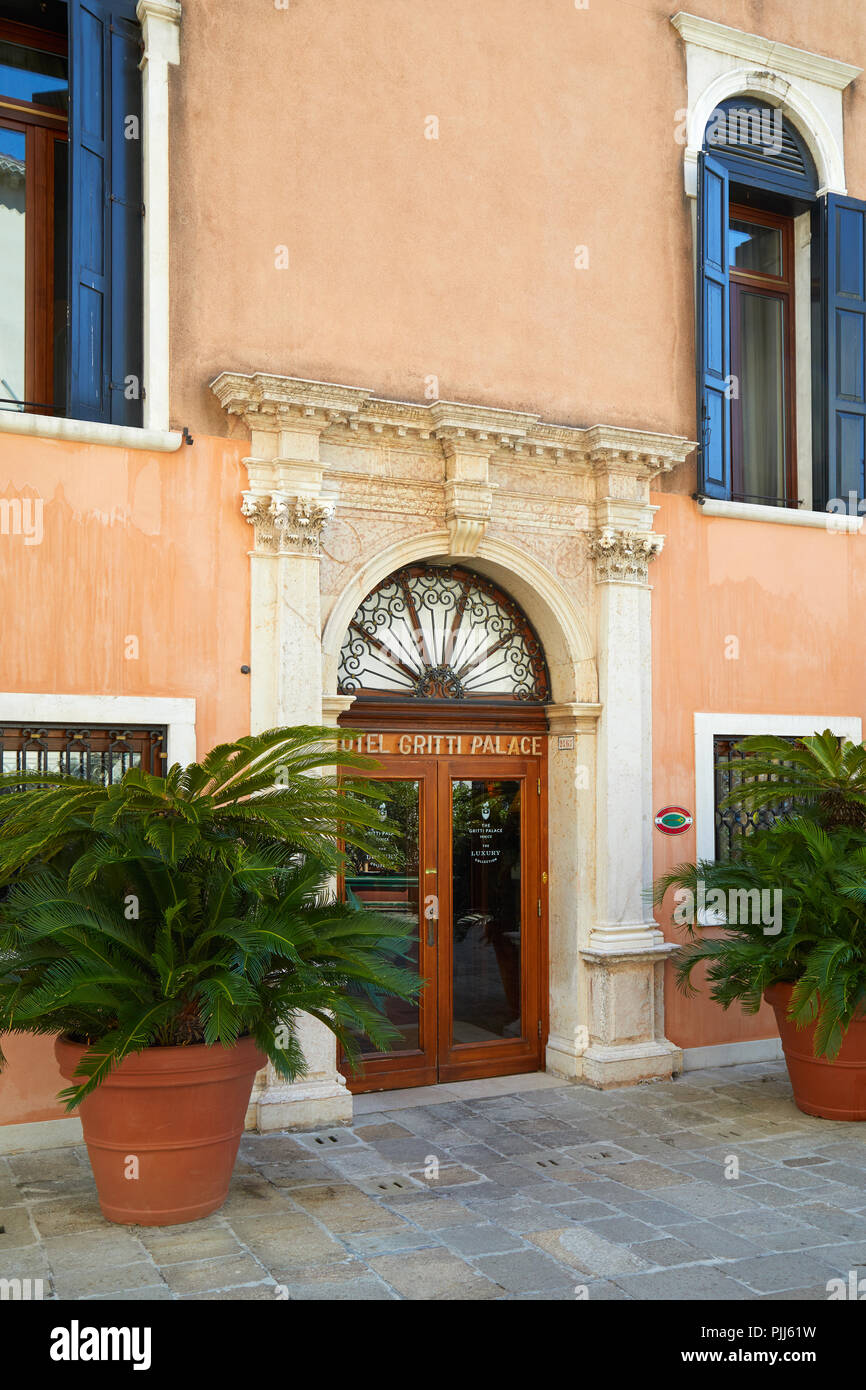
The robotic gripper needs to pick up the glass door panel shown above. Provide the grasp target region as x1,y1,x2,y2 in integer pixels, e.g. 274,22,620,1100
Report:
450,778,523,1044
341,749,543,1092
344,779,422,1053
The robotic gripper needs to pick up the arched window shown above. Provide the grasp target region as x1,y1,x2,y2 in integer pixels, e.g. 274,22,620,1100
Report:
697,97,866,514
703,99,817,200
337,563,550,704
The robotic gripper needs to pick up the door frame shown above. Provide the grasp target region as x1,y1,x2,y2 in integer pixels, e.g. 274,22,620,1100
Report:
338,703,549,1094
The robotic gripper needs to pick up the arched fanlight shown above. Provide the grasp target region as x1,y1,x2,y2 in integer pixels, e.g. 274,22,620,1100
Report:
338,564,550,703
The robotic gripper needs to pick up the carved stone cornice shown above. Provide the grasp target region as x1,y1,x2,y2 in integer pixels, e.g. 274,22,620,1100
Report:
670,12,861,90
429,402,539,449
241,492,334,555
212,373,371,434
211,372,695,477
545,702,603,735
588,527,664,585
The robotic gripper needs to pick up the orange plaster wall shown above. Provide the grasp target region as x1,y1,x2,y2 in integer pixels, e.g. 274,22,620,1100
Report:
652,491,866,1050
0,432,252,1124
168,0,866,444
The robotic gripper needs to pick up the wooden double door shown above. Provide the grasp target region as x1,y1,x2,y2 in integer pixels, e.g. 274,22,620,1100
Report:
341,732,547,1092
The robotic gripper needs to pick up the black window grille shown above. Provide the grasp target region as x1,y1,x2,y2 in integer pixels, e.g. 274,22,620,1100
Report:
713,734,799,861
0,725,166,786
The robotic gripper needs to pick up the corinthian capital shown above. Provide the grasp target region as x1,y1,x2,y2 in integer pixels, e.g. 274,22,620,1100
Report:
241,492,335,554
588,527,664,584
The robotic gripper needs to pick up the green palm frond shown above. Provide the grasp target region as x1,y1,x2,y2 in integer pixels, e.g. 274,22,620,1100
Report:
655,809,866,1060
717,730,866,829
0,727,419,1109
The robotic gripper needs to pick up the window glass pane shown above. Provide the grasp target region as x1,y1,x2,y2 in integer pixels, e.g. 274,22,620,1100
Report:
0,727,166,784
730,219,782,276
714,735,798,861
737,291,786,502
344,781,421,1054
451,779,522,1044
0,41,68,112
338,566,549,703
0,124,25,410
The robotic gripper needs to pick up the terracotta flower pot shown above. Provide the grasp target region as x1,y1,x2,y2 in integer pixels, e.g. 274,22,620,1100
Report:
764,982,866,1121
56,1034,265,1226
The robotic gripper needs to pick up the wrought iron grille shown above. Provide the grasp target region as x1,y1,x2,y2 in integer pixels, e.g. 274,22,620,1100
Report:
338,563,550,703
0,726,167,785
713,734,798,861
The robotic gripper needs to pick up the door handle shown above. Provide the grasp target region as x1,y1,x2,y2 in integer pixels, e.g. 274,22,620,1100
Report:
424,889,438,948
425,895,439,950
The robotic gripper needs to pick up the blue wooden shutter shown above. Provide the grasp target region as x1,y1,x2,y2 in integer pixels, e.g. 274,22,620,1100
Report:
696,152,731,499
68,1,142,426
824,195,866,505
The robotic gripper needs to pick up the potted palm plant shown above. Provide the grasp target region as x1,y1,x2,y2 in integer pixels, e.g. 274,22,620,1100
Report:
0,727,419,1224
655,730,866,1120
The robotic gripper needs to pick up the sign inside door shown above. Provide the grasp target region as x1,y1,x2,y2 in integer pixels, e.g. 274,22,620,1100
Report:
339,733,544,756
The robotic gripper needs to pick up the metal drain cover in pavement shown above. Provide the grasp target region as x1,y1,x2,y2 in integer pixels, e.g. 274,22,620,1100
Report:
512,1149,571,1171
355,1175,426,1195
563,1142,634,1165
295,1129,361,1151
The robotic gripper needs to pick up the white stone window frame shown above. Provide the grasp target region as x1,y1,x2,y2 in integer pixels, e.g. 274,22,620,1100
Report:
0,0,183,453
0,694,196,769
694,711,863,864
672,12,861,526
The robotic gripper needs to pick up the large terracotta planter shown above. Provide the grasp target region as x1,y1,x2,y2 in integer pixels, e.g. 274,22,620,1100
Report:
56,1035,265,1226
765,982,866,1121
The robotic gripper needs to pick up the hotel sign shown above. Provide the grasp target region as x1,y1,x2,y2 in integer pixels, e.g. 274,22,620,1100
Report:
339,732,545,756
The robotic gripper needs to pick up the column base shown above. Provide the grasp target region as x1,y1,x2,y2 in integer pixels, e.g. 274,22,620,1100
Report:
546,1031,587,1079
580,1038,683,1088
245,1076,353,1133
578,936,682,1089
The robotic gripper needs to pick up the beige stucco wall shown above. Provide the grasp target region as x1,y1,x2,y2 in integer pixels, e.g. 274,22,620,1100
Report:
167,0,866,447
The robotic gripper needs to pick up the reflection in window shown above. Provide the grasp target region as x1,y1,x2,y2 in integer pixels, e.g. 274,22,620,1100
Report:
451,779,522,1043
0,40,68,110
729,208,793,505
344,780,421,1053
713,735,797,861
0,726,166,784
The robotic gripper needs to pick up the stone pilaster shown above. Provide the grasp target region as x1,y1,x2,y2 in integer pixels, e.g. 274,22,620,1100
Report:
212,375,357,1130
580,458,682,1086
544,702,601,1079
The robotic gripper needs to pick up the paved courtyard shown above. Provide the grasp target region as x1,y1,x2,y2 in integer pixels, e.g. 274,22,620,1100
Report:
3,1060,866,1301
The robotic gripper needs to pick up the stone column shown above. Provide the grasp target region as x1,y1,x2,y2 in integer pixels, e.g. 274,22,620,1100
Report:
210,376,372,1131
580,518,682,1086
545,702,601,1079
242,428,353,1132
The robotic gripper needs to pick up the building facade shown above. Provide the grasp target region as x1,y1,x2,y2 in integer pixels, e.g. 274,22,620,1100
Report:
2,0,865,1137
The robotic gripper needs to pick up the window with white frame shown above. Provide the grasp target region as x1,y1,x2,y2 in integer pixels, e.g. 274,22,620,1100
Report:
0,695,196,773
693,713,862,863
0,0,143,425
672,13,863,515
0,724,166,782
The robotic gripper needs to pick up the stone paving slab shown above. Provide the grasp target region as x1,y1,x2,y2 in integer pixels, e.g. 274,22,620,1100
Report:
2,1060,866,1300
